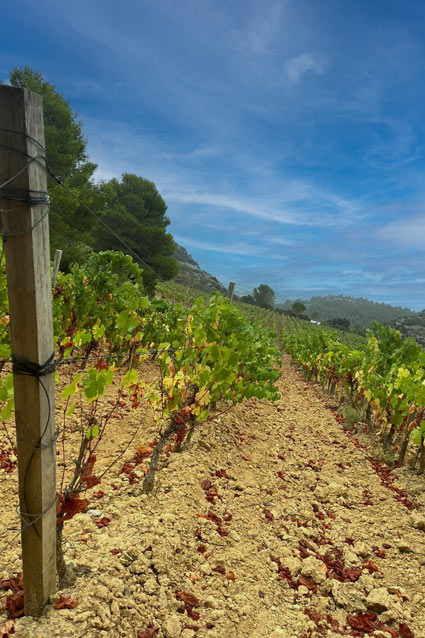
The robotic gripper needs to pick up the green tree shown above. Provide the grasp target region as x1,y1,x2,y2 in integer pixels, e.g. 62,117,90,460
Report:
95,174,178,296
240,294,255,305
8,67,104,266
252,284,275,309
292,300,306,316
325,317,350,331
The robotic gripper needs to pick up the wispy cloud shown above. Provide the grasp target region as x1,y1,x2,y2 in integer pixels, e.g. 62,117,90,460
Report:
6,0,425,309
285,53,325,83
166,190,302,224
378,214,425,250
174,236,262,257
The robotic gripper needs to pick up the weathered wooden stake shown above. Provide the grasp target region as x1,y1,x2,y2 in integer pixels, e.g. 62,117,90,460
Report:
51,249,62,289
227,282,235,304
0,86,56,615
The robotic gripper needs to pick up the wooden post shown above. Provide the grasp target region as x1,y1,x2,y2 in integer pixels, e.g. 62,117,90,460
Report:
0,86,56,615
227,282,235,304
51,249,62,289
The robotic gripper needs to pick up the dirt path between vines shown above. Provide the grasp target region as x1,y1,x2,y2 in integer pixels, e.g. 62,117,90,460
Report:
1,353,425,638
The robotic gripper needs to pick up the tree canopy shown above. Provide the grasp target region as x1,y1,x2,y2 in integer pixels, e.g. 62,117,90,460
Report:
9,67,103,267
325,317,350,331
6,67,178,294
240,285,275,309
292,301,306,316
253,284,275,309
95,174,178,296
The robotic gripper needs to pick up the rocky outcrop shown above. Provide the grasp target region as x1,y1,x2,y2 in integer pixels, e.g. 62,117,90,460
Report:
173,244,226,294
393,311,425,348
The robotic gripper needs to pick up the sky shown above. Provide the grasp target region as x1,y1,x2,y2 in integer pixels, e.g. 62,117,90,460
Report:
3,0,425,309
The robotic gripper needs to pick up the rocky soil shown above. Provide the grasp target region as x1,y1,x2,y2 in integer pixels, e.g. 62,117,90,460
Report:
1,353,425,638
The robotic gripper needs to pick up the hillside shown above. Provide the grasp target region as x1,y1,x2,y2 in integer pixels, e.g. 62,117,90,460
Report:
278,295,416,331
173,244,226,294
394,310,425,348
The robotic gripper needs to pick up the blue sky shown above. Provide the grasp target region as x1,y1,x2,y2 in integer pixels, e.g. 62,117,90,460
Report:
3,0,425,309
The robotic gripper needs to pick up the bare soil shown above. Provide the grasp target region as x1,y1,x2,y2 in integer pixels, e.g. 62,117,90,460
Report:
1,353,425,638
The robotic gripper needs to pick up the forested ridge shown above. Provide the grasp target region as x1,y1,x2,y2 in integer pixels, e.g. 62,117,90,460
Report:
278,296,416,332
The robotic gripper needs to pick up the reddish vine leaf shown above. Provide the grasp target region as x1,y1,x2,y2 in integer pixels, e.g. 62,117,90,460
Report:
134,445,154,462
0,573,23,594
81,454,101,488
326,614,340,632
95,358,109,371
304,608,321,623
94,516,111,528
0,573,24,620
321,547,361,582
194,527,205,541
6,591,24,620
346,612,378,632
93,490,104,499
0,451,16,474
215,468,230,479
119,462,138,484
364,559,380,574
227,570,236,581
213,565,225,575
137,626,158,638
0,619,15,637
297,575,317,592
207,510,222,525
175,590,200,621
344,568,362,582
175,424,187,447
54,596,79,610
399,622,414,637
56,494,89,524
263,508,274,522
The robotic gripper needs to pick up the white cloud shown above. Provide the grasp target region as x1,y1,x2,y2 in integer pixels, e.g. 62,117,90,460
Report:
378,215,425,250
165,190,302,224
270,236,295,246
174,236,261,257
285,53,325,83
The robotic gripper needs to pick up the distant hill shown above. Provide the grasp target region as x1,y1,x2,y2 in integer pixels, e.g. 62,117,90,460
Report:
393,311,425,348
173,244,226,294
277,295,416,332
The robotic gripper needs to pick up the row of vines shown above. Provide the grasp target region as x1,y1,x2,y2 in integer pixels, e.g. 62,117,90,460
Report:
281,315,425,471
0,249,281,590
